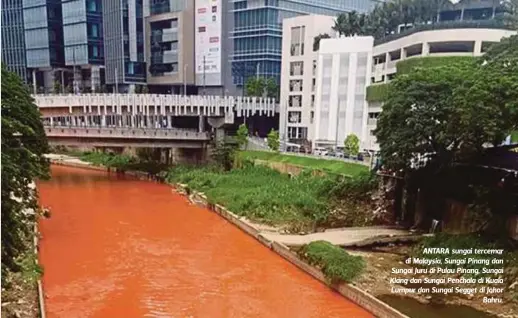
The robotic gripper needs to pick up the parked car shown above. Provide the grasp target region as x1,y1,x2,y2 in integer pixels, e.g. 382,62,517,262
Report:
335,151,345,158
313,147,328,156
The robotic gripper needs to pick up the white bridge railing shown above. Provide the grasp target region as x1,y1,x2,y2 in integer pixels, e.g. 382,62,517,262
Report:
34,93,279,118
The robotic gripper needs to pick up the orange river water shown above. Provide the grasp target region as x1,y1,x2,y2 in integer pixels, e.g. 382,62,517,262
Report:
37,165,373,318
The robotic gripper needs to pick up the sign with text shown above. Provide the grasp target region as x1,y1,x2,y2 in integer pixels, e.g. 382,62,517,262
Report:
195,0,222,85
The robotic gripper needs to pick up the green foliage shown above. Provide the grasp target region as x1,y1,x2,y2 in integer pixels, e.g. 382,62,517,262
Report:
245,77,279,100
166,165,335,227
267,129,280,151
299,241,366,283
239,150,368,177
1,66,50,280
142,85,149,94
333,11,370,36
366,83,390,102
236,124,249,150
211,140,238,171
313,33,331,51
374,56,516,172
343,134,360,157
134,85,142,94
396,56,476,75
325,171,378,201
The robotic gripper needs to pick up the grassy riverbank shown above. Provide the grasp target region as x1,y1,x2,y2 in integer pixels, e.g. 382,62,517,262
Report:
167,165,334,230
239,151,369,177
54,150,379,230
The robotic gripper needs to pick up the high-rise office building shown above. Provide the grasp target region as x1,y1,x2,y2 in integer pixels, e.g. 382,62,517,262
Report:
2,0,29,82
63,0,104,92
22,0,65,92
230,0,377,86
103,0,145,93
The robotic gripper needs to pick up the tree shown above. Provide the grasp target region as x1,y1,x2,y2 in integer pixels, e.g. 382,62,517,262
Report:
501,0,518,29
134,85,142,94
245,77,265,97
211,140,237,171
265,78,279,100
245,77,279,100
344,134,360,157
1,66,50,281
142,85,149,94
236,124,249,150
267,129,280,151
374,61,480,172
313,33,331,51
333,11,370,36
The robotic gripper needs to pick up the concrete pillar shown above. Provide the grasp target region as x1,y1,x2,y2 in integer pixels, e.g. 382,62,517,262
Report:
474,41,482,56
43,70,54,93
32,70,37,94
50,117,54,126
91,66,100,92
401,48,407,59
198,115,205,132
422,42,430,56
101,115,106,127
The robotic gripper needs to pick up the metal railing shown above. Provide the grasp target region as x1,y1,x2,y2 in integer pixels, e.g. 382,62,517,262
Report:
374,20,511,46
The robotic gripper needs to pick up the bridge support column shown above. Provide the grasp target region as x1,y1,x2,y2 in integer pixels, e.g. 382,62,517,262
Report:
198,115,205,132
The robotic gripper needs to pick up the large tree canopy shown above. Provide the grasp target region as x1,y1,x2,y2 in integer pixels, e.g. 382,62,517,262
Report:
374,34,518,174
1,66,49,279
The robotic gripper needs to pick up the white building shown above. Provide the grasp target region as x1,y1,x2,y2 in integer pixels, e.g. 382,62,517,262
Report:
314,36,374,150
279,15,335,148
365,27,517,151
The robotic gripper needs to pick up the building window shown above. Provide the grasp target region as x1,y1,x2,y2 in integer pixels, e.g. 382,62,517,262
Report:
92,46,99,57
290,26,305,56
313,60,317,76
87,0,98,12
290,61,303,76
310,111,314,124
90,24,99,38
289,79,302,92
311,95,315,107
289,95,302,107
288,111,302,123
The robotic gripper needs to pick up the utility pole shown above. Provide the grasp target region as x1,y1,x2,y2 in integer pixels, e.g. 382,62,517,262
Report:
256,62,260,79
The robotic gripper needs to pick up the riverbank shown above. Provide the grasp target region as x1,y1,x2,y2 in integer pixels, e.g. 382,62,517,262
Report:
44,154,518,318
45,154,408,318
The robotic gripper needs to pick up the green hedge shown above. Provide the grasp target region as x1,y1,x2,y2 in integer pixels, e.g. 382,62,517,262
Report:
396,56,475,75
366,83,390,102
511,131,518,142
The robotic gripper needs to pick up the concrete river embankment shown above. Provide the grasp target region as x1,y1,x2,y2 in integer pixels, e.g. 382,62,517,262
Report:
37,165,373,317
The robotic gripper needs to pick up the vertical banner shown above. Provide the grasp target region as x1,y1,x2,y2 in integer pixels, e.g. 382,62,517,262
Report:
195,0,222,86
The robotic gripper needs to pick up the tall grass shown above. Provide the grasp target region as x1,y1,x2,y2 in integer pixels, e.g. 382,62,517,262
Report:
167,164,336,227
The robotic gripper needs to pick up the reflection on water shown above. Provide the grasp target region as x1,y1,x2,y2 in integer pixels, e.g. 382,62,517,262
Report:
377,295,497,318
38,165,373,318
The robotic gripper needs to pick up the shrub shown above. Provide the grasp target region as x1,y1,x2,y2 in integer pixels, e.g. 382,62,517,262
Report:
299,241,365,283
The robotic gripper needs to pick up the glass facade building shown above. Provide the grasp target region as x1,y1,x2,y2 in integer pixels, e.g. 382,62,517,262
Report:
103,0,146,89
230,0,376,85
62,0,103,66
23,0,64,68
2,0,28,82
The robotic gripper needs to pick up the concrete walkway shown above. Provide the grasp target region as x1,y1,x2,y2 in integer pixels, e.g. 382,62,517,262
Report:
260,226,411,247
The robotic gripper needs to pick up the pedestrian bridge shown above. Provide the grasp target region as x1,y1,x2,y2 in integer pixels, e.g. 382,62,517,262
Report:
45,125,210,148
34,93,278,121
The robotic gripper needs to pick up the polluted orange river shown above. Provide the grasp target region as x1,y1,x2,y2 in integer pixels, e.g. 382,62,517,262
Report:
38,165,373,318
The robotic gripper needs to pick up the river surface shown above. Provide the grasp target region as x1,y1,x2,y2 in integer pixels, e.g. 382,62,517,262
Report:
38,165,372,318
